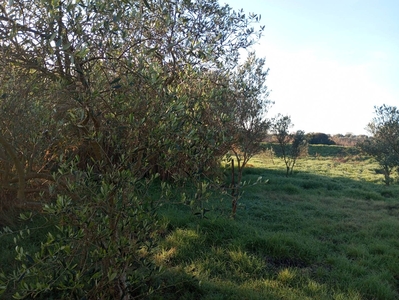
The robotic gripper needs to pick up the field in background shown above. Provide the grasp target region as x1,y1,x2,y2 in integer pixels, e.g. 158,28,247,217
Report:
2,145,399,299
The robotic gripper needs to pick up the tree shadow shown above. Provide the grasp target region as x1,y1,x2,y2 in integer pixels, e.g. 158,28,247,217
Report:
241,163,399,201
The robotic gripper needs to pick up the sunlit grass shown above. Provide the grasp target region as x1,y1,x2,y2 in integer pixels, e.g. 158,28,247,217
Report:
156,145,399,299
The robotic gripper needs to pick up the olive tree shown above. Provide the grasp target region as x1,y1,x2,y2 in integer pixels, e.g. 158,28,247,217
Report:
230,52,271,181
358,105,399,185
0,0,266,297
228,52,271,215
271,115,307,176
0,0,264,201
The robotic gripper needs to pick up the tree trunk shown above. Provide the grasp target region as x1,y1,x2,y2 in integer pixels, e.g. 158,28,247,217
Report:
0,133,26,203
383,167,391,186
231,159,237,216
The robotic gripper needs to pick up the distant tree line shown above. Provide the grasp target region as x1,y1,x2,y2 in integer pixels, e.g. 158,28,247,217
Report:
264,132,368,147
306,133,336,145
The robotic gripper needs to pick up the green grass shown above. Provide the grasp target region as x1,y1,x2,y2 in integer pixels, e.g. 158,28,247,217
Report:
2,145,399,299
155,145,399,299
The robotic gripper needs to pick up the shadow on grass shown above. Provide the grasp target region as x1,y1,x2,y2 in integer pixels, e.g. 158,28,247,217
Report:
241,165,399,202
157,163,399,299
155,215,369,299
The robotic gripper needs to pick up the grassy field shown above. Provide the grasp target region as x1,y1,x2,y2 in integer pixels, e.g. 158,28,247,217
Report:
2,145,399,299
154,145,399,299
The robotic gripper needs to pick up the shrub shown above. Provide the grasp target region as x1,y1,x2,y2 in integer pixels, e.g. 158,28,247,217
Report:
0,163,164,299
307,133,336,145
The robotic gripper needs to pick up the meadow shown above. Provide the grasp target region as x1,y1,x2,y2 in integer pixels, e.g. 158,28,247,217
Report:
1,145,399,299
154,145,399,299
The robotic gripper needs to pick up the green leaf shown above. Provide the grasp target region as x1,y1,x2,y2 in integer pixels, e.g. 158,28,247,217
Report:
108,272,117,281
26,254,34,265
62,42,72,50
19,212,32,221
77,46,89,57
16,272,26,283
109,77,121,85
0,286,7,296
48,32,56,42
146,47,158,54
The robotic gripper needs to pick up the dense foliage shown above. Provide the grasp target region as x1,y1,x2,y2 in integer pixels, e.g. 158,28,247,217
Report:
306,132,336,145
0,0,270,298
0,0,269,202
271,115,307,176
358,105,399,185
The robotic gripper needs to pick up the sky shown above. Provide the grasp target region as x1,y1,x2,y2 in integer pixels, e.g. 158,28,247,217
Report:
223,0,399,135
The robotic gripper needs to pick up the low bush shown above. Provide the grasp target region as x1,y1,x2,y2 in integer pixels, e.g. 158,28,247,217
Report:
0,164,164,299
